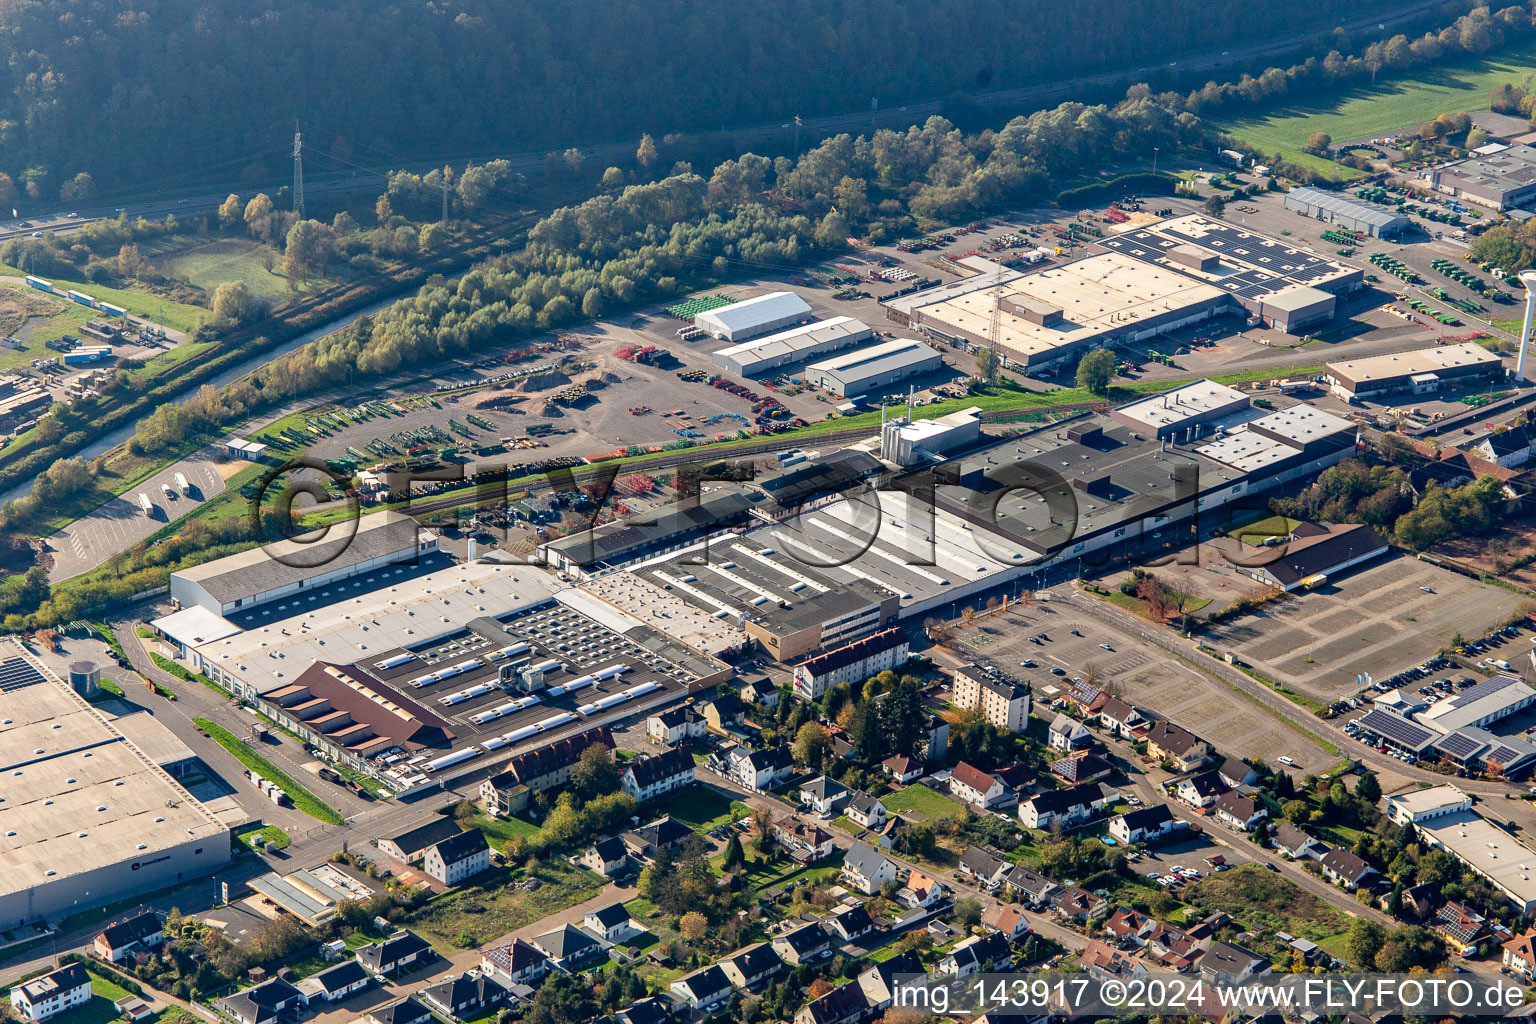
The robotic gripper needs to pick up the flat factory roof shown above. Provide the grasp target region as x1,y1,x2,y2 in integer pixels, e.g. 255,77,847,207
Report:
1098,214,1359,297
0,646,226,900
1420,675,1535,734
1326,342,1503,385
1415,808,1536,908
1433,145,1536,198
173,511,426,606
1113,380,1250,432
195,557,566,695
911,252,1227,360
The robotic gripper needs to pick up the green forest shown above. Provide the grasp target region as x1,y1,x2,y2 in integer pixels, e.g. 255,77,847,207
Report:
0,0,1398,198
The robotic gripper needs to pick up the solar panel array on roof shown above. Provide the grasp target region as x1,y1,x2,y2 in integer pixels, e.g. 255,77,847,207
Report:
1434,730,1486,760
1356,708,1437,751
0,658,44,693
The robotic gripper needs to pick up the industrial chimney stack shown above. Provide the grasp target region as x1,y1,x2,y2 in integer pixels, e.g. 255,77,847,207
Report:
1517,270,1536,381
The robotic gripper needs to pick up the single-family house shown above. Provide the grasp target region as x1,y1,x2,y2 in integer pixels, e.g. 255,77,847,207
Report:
356,929,432,978
1018,782,1109,830
1199,941,1267,982
530,924,603,973
94,911,165,964
419,975,508,1022
668,965,733,1011
1048,751,1114,784
367,998,432,1024
377,818,465,865
298,961,371,1004
1047,713,1092,752
1270,822,1328,861
617,997,672,1024
699,694,745,735
719,943,784,991
773,817,836,863
1213,792,1267,832
647,706,706,746
882,755,923,783
841,842,898,895
819,903,874,946
1053,887,1109,925
773,921,832,966
801,776,851,817
1216,757,1258,789
216,978,306,1024
845,792,886,829
577,836,629,877
1433,901,1489,956
793,980,869,1024
1005,866,1059,907
480,940,550,987
984,905,1031,941
897,870,944,909
1097,698,1146,739
731,746,794,790
1082,939,1147,982
621,817,694,860
939,932,1012,977
857,950,925,1011
1146,721,1211,772
1320,849,1381,892
949,762,1010,810
583,904,640,944
958,846,1013,890
1104,907,1156,947
1176,770,1228,810
1504,930,1536,981
1108,804,1182,845
9,965,92,1024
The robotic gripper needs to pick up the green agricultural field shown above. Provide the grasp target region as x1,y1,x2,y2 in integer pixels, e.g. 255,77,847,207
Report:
1216,43,1536,175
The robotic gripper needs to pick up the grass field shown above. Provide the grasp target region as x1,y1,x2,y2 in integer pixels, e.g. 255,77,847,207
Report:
1104,589,1212,619
882,782,964,823
650,787,748,833
408,861,605,952
192,717,344,824
1217,42,1536,175
460,809,540,852
155,238,292,301
0,269,205,333
1183,863,1352,943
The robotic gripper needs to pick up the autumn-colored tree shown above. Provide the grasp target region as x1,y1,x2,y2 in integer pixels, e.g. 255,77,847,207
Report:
678,911,707,940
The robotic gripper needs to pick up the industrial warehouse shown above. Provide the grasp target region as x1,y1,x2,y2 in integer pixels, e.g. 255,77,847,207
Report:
889,215,1362,372
694,291,813,341
0,647,230,926
578,384,1356,666
1423,143,1536,210
709,316,873,377
802,337,942,397
158,551,726,796
1324,342,1506,400
1283,186,1412,238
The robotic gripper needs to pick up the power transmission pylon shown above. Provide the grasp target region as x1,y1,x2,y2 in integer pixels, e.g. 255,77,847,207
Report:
292,121,305,219
987,268,1005,383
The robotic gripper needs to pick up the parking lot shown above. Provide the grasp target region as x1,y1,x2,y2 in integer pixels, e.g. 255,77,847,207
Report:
42,446,229,582
1201,553,1526,701
960,601,1337,771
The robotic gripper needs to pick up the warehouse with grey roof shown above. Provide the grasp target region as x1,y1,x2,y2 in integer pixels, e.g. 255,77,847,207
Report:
803,338,943,397
1283,186,1411,238
694,291,813,342
710,316,872,376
